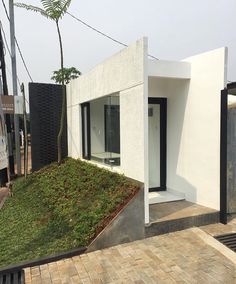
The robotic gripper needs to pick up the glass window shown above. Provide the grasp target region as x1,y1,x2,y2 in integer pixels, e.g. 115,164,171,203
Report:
82,94,120,167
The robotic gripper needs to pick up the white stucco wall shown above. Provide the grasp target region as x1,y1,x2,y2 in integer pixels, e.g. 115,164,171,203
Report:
148,59,191,79
120,84,145,182
148,47,227,210
67,37,148,178
180,47,227,210
68,38,227,225
67,37,149,222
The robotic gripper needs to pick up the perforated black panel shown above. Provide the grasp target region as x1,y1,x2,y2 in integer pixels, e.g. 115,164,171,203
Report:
29,83,68,171
0,270,25,284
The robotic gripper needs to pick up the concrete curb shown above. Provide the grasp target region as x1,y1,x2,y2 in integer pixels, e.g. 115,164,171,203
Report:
191,227,236,265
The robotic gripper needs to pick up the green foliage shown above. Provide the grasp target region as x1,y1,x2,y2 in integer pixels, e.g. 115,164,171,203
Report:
15,0,72,22
51,67,81,84
15,0,73,164
0,158,139,268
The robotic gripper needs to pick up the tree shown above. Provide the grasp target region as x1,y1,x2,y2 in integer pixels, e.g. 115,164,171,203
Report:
15,0,72,164
51,67,81,84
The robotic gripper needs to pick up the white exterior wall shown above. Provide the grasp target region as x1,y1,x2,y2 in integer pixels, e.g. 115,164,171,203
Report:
120,84,145,182
67,82,82,158
179,48,227,210
148,47,227,210
67,38,149,222
148,59,191,79
68,38,227,224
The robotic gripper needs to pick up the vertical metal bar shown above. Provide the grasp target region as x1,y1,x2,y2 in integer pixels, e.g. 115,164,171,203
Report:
21,84,28,178
81,103,90,160
5,273,11,284
9,0,21,176
160,98,167,190
220,89,228,224
20,270,25,284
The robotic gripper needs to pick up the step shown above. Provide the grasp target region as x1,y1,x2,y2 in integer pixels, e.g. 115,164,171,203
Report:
146,200,219,237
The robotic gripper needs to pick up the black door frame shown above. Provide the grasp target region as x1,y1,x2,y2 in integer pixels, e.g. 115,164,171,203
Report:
148,97,167,192
81,102,91,160
104,104,120,153
220,82,236,224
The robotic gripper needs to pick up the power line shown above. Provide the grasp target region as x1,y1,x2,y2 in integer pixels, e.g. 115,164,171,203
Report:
0,21,11,57
1,21,22,90
0,21,12,59
1,0,33,82
67,12,159,61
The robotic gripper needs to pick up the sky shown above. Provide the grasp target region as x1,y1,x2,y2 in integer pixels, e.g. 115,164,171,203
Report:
0,0,236,99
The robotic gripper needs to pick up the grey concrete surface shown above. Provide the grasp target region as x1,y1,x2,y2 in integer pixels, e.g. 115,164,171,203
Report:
87,188,145,252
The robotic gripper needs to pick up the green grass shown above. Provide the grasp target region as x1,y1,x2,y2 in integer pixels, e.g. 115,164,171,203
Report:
0,158,139,268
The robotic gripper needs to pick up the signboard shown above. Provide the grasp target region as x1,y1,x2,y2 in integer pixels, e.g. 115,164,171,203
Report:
1,96,14,114
14,96,23,114
1,95,23,114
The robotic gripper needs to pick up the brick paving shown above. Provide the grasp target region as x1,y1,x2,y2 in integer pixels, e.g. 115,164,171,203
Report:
0,187,9,209
24,228,236,284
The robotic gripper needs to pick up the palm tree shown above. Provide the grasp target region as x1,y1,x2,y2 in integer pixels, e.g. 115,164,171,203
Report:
15,0,72,164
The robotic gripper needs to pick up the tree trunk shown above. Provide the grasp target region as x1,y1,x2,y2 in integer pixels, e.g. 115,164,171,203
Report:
56,20,65,164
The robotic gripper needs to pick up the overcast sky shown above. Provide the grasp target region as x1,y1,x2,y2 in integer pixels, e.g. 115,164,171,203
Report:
0,0,236,97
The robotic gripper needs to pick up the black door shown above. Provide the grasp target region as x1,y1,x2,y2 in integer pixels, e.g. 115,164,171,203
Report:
148,98,167,191
104,105,120,154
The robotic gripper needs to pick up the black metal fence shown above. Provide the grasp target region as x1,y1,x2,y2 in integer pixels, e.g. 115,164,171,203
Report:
29,83,68,171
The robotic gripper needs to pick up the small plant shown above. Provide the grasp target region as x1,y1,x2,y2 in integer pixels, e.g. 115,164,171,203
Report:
51,67,81,84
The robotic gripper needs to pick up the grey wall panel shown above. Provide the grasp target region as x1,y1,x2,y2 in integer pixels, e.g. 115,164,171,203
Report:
227,107,236,213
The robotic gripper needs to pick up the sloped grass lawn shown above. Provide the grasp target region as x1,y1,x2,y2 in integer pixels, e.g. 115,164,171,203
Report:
0,158,139,268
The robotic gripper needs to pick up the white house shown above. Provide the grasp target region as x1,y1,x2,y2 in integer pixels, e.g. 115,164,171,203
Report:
67,38,228,224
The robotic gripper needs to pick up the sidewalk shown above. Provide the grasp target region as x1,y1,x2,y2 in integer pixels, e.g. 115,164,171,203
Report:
0,187,9,209
24,227,236,284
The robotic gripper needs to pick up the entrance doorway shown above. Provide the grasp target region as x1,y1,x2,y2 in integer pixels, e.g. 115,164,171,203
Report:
148,98,167,191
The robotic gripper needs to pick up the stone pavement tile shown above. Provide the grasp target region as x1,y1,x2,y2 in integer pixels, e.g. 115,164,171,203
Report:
81,277,92,284
0,187,9,209
24,227,236,284
24,268,32,283
51,280,62,284
31,275,42,284
31,266,40,276
70,275,82,284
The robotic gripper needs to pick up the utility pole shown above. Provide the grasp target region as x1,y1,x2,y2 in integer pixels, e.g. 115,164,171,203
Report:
9,0,21,176
0,26,15,177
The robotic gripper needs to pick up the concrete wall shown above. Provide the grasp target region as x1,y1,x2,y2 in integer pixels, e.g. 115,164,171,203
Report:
181,48,227,210
68,39,227,225
148,59,191,79
120,84,146,182
87,188,145,252
67,37,147,182
148,47,227,210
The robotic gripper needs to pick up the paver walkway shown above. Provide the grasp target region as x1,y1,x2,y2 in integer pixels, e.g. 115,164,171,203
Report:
24,227,236,284
0,187,9,209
